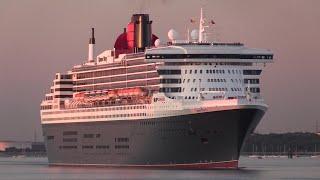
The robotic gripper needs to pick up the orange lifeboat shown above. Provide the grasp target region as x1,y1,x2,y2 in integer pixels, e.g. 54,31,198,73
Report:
74,92,85,99
108,90,117,98
116,87,145,97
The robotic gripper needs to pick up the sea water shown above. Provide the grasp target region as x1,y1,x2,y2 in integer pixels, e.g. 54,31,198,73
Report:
0,156,319,180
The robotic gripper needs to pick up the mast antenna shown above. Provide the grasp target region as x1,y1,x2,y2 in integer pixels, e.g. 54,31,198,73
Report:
198,8,210,42
198,8,215,43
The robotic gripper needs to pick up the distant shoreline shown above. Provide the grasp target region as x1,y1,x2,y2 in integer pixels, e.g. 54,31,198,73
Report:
0,152,46,158
241,132,320,156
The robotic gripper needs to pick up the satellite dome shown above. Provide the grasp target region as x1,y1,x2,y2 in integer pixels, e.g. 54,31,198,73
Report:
168,29,179,41
154,39,161,47
190,29,199,40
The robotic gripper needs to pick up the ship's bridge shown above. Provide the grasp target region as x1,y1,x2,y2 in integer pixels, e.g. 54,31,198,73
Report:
145,43,273,63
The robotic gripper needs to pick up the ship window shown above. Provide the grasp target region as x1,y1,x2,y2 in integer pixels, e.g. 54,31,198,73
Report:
160,79,182,84
54,95,73,98
45,96,53,101
189,70,192,74
96,145,109,149
244,79,260,84
54,88,73,91
249,87,260,93
157,69,181,75
63,131,77,136
61,74,72,79
41,105,52,110
83,134,94,138
185,70,187,74
160,87,181,93
63,138,77,142
206,70,209,74
195,70,197,74
116,137,129,142
82,145,93,149
243,70,262,75
200,70,202,74
55,81,73,85
47,136,54,140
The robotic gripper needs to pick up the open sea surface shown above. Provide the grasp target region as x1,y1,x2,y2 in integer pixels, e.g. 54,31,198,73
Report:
0,156,319,180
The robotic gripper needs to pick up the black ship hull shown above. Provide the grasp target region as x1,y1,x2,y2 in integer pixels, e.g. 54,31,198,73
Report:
42,107,265,169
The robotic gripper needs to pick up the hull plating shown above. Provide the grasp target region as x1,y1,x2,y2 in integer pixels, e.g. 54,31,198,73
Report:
42,107,265,169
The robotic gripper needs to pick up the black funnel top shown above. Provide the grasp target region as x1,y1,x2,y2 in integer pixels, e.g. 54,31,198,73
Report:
89,28,95,44
132,14,152,50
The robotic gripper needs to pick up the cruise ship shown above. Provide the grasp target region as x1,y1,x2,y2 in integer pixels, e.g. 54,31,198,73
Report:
40,9,273,169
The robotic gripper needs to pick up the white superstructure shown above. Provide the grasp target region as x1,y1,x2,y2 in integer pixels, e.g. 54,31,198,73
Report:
40,9,273,125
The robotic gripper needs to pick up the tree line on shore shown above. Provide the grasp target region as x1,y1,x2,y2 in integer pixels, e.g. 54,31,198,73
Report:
242,132,320,154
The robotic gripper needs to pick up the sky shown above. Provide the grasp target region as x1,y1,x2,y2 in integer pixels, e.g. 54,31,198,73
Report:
0,0,319,141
